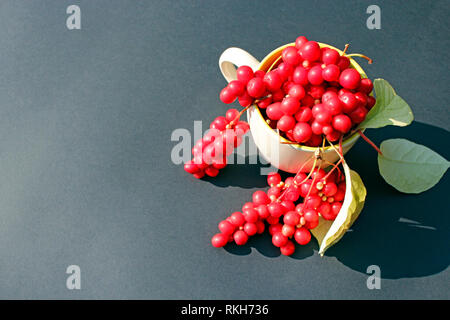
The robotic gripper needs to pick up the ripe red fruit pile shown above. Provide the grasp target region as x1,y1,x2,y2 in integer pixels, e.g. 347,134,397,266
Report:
219,35,376,145
184,108,250,178
211,168,346,256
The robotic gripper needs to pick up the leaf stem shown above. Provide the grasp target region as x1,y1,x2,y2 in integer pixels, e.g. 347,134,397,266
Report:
357,130,383,155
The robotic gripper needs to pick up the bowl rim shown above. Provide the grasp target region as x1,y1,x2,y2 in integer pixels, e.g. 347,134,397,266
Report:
250,42,368,152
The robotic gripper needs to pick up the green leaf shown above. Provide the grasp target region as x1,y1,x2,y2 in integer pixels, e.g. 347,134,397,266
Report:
378,139,450,193
311,162,367,256
358,79,414,129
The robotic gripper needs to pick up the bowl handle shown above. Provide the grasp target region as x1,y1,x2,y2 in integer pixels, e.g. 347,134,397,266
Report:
219,47,260,83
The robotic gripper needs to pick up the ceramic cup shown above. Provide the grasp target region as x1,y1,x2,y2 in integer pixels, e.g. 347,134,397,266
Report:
219,43,366,173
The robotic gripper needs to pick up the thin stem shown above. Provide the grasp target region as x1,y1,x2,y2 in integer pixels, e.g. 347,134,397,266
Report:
357,130,383,155
342,44,350,55
345,53,373,64
278,155,317,201
338,135,344,158
326,137,345,161
322,158,343,181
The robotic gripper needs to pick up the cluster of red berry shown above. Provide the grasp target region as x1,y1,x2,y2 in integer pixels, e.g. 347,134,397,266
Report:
219,35,375,146
183,108,250,178
211,166,346,256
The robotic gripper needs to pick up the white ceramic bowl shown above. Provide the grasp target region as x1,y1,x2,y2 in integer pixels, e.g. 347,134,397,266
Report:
219,43,366,173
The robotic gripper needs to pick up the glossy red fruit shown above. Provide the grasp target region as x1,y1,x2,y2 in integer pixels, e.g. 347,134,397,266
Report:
256,204,270,219
294,227,311,245
277,115,296,132
257,95,272,109
267,172,281,186
305,194,322,209
282,224,296,237
295,36,308,49
349,106,368,123
323,97,343,115
233,230,249,245
280,240,295,256
339,68,361,90
321,48,340,65
247,77,266,98
294,107,312,122
272,232,288,247
269,223,283,235
331,202,342,216
319,202,335,220
268,202,285,218
358,78,374,94
322,64,340,82
276,62,293,81
282,46,302,65
243,208,259,223
244,222,258,236
337,56,350,70
205,166,219,177
236,65,254,85
264,71,283,92
218,220,235,235
229,212,245,226
280,96,301,115
238,91,254,107
211,233,228,247
339,92,358,113
283,211,300,226
332,114,352,133
308,65,324,85
323,182,338,197
293,122,312,143
227,80,246,96
256,220,265,234
252,190,270,205
266,102,284,120
225,108,240,122
184,161,199,174
303,208,319,229
299,41,321,61
293,66,309,85
219,87,236,104
288,84,306,100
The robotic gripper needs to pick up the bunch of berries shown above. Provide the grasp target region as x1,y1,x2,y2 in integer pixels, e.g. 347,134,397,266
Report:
184,108,250,178
211,166,346,256
219,35,375,146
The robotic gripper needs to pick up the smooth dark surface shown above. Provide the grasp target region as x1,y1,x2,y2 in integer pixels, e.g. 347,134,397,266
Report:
0,0,448,299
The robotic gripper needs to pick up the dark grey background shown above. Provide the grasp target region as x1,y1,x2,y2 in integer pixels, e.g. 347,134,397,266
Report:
0,0,448,299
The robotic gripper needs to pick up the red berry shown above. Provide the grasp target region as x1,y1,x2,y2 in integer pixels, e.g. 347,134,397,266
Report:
266,102,284,120
282,46,302,65
332,114,352,133
230,212,245,226
322,64,340,82
354,92,368,108
334,189,345,202
184,161,199,174
323,97,343,115
268,202,285,218
225,108,240,122
307,65,324,85
358,78,373,94
233,230,249,245
294,227,311,245
219,87,236,104
218,220,235,235
295,36,308,49
280,200,295,212
319,202,335,220
277,115,296,132
303,208,319,229
280,96,301,115
323,182,338,197
244,222,258,236
293,66,309,86
252,190,270,205
256,220,265,234
254,70,266,78
227,80,246,96
294,107,312,122
238,91,254,107
283,211,300,226
315,110,332,124
272,232,288,247
311,121,324,135
280,240,296,256
267,172,281,186
205,166,219,177
236,66,254,85
276,63,293,81
288,84,306,100
326,130,341,142
211,233,228,247
247,77,266,98
299,41,321,61
282,224,296,237
256,204,270,219
331,202,342,216
337,56,350,70
301,94,315,108
321,48,340,65
269,223,283,235
349,106,368,123
263,71,283,92
305,194,322,209
339,92,358,113
243,208,259,223
293,122,312,143
339,68,361,90
367,96,376,109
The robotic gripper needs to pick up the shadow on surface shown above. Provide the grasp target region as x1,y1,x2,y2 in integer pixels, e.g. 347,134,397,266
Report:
204,155,272,188
222,121,449,278
324,121,450,279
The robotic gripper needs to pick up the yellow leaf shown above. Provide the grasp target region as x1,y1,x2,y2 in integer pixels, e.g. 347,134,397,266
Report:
310,162,367,256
